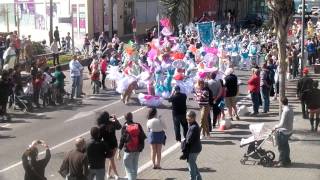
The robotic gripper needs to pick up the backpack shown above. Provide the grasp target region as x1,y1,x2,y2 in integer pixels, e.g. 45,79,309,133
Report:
126,124,141,152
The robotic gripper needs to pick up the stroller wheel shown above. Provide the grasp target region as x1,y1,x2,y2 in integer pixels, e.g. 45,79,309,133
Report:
240,159,246,165
260,157,272,167
265,151,275,161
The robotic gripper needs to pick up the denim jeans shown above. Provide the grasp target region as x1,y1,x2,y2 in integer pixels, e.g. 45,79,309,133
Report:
88,168,105,180
124,152,140,180
71,76,81,98
261,86,270,112
301,100,308,118
250,92,260,113
172,113,188,141
187,153,202,180
277,131,291,164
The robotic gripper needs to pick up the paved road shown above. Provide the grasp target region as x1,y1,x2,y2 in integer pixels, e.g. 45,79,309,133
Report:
0,69,202,180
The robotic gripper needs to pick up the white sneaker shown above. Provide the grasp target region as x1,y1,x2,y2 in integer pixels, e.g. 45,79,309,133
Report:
106,174,113,179
114,175,120,180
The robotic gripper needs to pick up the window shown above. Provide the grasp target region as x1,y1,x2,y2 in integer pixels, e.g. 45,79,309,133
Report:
136,0,159,23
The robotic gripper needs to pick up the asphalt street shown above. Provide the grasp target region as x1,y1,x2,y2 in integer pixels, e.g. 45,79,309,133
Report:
0,68,250,180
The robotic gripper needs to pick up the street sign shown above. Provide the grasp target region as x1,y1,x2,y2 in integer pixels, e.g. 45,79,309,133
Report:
59,17,72,24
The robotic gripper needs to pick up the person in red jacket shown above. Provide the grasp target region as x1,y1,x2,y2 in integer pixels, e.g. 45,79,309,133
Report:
248,68,260,115
99,54,107,90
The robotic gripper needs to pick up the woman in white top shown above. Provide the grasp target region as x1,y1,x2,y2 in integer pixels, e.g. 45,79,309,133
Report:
146,108,166,169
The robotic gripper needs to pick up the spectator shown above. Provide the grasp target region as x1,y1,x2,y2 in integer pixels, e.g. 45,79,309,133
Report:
3,43,16,70
66,32,72,51
59,137,88,180
98,32,108,52
180,111,202,180
118,112,146,180
302,80,320,132
260,63,271,113
0,36,6,69
306,38,316,65
24,35,33,72
274,97,294,167
50,40,60,66
224,68,240,120
53,65,66,104
54,26,61,47
207,72,223,129
69,55,84,99
297,67,313,119
99,54,107,90
168,85,188,142
248,68,261,115
90,58,100,94
32,71,43,108
112,34,120,50
146,108,166,169
87,127,111,180
0,70,13,121
96,111,121,180
83,34,90,57
22,140,51,180
194,79,210,138
273,60,280,101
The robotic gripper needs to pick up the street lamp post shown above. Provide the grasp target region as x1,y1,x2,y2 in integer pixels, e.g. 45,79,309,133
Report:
301,0,305,77
49,0,53,45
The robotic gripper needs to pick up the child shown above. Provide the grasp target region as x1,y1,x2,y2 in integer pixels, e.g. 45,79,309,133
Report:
53,65,66,104
33,71,43,108
90,59,100,94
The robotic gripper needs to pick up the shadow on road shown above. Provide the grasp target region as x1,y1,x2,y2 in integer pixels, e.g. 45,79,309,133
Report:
286,162,320,169
202,140,235,145
0,134,16,139
162,167,216,173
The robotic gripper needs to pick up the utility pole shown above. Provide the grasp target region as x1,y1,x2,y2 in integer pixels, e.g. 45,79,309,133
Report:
6,4,9,32
49,0,53,44
301,0,305,77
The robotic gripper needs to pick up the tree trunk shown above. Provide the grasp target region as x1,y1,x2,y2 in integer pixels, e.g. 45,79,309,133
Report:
276,21,288,117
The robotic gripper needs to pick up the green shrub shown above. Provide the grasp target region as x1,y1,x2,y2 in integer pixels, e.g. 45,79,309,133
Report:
32,42,46,55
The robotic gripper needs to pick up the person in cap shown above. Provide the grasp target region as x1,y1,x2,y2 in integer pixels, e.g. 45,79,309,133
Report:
297,67,313,119
168,86,188,142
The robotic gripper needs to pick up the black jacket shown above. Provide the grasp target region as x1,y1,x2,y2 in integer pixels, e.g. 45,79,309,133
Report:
119,122,146,153
297,76,313,97
168,92,187,115
98,120,122,149
182,122,202,154
86,138,109,169
302,88,320,109
22,149,51,180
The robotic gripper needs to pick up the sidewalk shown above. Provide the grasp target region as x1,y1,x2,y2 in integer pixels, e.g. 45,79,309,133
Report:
138,73,320,180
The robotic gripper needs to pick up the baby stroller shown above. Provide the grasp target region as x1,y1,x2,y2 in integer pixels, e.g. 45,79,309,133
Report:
12,84,33,113
240,123,276,167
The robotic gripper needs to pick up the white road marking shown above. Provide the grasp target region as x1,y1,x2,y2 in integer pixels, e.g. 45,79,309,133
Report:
65,100,121,122
0,106,146,173
1,124,10,128
137,141,182,175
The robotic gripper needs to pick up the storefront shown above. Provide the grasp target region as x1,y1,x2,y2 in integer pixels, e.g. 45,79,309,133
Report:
0,0,98,47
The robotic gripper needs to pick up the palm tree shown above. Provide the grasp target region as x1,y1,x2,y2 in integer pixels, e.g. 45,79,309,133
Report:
266,0,295,115
160,0,191,30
